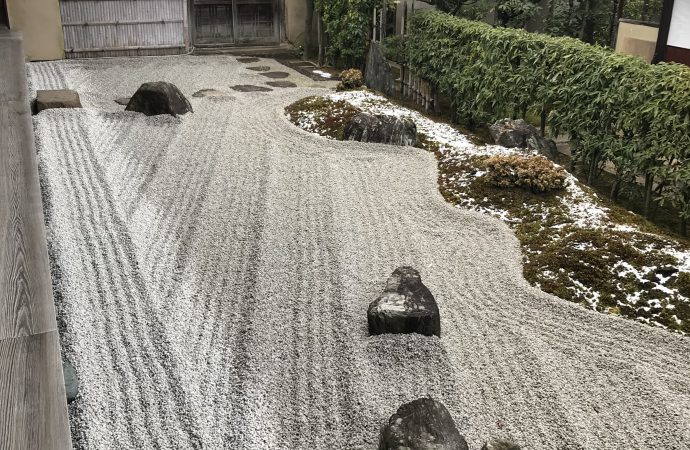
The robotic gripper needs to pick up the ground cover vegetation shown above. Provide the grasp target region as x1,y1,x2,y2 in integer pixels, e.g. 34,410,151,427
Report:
404,10,690,237
286,90,690,334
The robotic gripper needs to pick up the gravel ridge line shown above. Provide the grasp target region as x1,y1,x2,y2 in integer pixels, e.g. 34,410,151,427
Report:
30,56,690,450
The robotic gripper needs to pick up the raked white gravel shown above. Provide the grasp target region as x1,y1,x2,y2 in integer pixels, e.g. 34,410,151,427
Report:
29,56,690,450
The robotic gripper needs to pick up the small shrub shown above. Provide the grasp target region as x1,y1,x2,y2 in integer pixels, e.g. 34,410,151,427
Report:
382,35,406,64
483,155,567,193
337,69,364,91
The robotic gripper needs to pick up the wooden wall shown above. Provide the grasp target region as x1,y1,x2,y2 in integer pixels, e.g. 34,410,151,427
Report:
0,29,71,450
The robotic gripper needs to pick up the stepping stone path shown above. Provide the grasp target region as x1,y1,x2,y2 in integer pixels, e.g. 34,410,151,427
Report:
379,398,468,450
192,89,228,98
63,360,79,404
126,81,193,116
260,71,290,79
367,266,441,337
237,57,260,63
266,81,297,88
114,97,130,106
230,84,273,92
482,439,522,450
247,66,272,72
36,89,82,113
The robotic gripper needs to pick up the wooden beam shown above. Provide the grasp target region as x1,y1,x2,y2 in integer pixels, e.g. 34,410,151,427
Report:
0,29,71,449
653,0,675,63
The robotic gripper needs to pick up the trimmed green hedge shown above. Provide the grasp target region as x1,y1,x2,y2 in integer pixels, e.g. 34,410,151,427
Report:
406,11,690,229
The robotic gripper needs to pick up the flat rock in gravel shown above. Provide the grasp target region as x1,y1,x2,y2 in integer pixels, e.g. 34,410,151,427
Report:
379,398,468,450
36,89,82,112
237,57,260,63
266,81,297,88
260,71,290,79
192,88,228,98
63,360,79,404
230,84,273,92
344,112,417,146
114,97,130,105
126,81,192,116
368,266,440,337
482,439,522,450
247,66,272,72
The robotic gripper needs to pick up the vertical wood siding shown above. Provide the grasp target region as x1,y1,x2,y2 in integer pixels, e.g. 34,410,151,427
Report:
60,0,187,58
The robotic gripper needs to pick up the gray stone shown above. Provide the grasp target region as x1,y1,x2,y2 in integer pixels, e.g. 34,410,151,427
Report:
481,439,522,450
266,81,297,88
237,57,260,63
247,66,272,72
344,113,417,147
114,97,131,106
364,41,395,97
63,360,78,404
489,118,557,158
368,267,440,337
192,89,228,98
230,84,273,92
260,71,290,79
36,89,82,113
379,398,468,450
125,81,192,116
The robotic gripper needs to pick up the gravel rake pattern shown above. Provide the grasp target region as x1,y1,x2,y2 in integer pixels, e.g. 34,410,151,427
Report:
28,56,690,450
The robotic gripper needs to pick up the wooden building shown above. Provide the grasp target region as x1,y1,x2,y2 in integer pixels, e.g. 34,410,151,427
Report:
2,0,311,60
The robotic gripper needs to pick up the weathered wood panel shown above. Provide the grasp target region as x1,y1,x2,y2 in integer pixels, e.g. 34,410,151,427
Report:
0,332,71,450
0,29,71,449
60,0,187,58
0,58,57,340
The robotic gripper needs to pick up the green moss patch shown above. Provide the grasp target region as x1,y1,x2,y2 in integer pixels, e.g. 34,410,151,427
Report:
285,96,361,140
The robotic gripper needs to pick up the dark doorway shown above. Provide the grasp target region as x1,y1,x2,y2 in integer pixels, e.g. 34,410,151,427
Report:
1,0,9,28
193,0,279,45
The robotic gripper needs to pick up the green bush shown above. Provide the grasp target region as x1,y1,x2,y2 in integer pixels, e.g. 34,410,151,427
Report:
406,10,690,229
382,35,406,63
483,155,567,193
337,68,364,91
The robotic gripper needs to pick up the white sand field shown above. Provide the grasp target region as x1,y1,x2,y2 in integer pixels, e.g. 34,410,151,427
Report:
28,56,690,449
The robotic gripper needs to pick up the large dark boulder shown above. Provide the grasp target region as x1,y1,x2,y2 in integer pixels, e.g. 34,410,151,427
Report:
489,118,557,158
368,267,440,337
481,439,522,450
365,41,395,97
379,398,468,450
344,113,417,146
63,360,78,404
125,81,192,116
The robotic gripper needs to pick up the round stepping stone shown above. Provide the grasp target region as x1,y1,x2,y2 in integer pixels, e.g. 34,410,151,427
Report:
237,57,260,63
367,266,440,337
379,398,468,450
230,84,273,92
247,66,271,72
260,71,290,79
192,89,228,98
266,81,297,88
114,97,130,106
